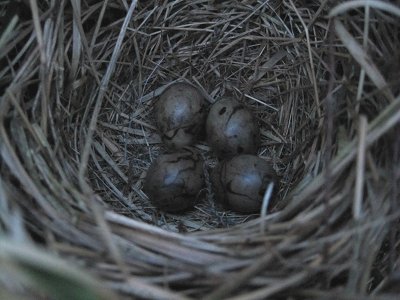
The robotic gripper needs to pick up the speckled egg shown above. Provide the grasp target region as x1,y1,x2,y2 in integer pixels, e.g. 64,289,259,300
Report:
211,155,277,213
155,82,207,149
206,97,260,157
143,150,205,212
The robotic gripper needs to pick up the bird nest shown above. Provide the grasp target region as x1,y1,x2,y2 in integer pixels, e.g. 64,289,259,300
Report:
1,1,400,299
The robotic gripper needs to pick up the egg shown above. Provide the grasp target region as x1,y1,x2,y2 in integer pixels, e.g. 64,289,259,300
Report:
143,150,205,212
211,155,277,213
155,82,207,149
206,97,260,157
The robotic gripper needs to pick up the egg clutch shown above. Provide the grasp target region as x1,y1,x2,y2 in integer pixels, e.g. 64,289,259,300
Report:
143,82,278,214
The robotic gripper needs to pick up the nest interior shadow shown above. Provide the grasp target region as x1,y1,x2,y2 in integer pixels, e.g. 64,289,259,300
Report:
85,1,323,230
1,1,400,299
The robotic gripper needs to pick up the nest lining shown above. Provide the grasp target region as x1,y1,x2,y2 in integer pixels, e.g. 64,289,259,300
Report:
86,1,323,231
0,0,400,299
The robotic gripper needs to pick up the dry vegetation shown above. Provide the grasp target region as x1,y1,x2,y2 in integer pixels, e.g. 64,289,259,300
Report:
0,0,400,299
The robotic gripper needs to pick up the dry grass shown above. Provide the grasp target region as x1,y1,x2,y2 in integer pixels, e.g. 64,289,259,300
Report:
1,0,400,299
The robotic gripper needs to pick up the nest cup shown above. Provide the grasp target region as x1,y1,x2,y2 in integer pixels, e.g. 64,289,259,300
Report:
1,1,400,299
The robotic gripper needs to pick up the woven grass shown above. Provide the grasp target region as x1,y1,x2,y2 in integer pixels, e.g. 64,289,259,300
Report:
1,0,400,299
